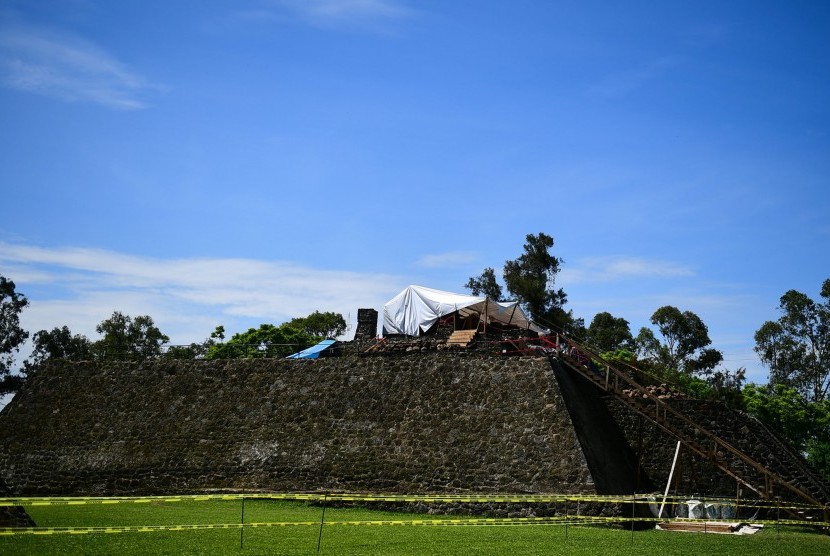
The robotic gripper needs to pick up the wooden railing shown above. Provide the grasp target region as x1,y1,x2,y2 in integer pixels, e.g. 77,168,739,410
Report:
548,335,829,522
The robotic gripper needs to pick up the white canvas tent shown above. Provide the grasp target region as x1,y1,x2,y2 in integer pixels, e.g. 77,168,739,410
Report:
382,285,545,336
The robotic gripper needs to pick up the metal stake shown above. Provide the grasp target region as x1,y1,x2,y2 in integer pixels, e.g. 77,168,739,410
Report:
239,489,245,550
317,491,328,555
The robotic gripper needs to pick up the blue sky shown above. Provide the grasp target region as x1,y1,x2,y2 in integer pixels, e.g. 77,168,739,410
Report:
1,0,828,383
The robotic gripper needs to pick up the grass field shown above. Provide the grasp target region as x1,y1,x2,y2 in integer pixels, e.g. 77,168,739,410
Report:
1,499,828,555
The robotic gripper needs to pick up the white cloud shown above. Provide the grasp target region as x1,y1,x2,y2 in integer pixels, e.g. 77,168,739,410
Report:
561,256,694,285
414,251,478,268
0,22,155,110
0,242,403,344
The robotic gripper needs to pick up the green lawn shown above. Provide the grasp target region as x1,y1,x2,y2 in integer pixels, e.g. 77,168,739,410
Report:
1,499,828,555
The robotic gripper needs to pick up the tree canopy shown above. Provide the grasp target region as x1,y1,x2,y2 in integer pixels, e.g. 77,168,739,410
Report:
465,232,580,332
636,306,723,376
754,278,830,403
287,311,347,339
503,233,571,328
206,323,318,359
464,267,504,301
93,311,170,361
743,382,830,479
0,275,29,393
586,312,634,353
27,326,92,368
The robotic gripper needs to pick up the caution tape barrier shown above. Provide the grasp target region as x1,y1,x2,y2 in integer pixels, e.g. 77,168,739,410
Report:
1,492,826,511
2,514,828,537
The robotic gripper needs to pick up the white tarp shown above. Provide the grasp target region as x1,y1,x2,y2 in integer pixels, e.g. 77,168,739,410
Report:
382,285,544,336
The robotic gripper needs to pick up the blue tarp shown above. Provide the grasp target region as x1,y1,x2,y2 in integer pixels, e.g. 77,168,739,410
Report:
286,339,337,359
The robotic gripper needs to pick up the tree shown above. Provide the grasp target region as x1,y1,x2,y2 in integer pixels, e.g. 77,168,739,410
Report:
210,325,225,343
635,306,723,376
27,326,92,367
754,278,830,403
743,383,830,479
586,312,634,353
744,383,813,450
287,311,347,339
206,323,317,359
0,276,29,393
503,232,571,329
806,395,830,480
93,311,170,361
464,267,504,301
465,233,581,332
164,326,226,360
705,367,746,408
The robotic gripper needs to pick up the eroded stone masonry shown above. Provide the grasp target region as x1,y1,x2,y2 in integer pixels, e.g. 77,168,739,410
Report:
0,353,593,496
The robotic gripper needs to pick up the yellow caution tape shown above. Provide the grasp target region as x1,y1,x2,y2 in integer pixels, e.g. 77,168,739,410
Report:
2,514,828,537
1,492,825,512
0,516,655,536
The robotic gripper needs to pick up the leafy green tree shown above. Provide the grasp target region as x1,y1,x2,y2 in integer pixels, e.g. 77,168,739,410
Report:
210,325,225,342
807,444,830,481
704,367,746,408
93,311,170,361
754,278,830,403
206,323,317,359
744,383,813,449
743,383,830,479
465,233,583,333
635,306,723,376
163,343,207,360
464,267,504,301
27,326,92,367
164,326,226,360
288,311,347,339
586,312,634,353
0,276,29,393
797,398,830,480
502,232,572,329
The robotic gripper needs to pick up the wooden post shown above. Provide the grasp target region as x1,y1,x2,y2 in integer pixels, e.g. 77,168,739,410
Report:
659,441,682,519
483,298,488,334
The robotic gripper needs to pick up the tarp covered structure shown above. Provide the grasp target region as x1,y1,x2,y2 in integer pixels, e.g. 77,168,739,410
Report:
382,285,545,336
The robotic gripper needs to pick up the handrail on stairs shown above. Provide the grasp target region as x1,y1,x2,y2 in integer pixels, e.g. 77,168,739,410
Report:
547,335,828,517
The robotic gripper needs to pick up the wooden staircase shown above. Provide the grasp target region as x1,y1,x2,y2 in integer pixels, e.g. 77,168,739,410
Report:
550,338,830,524
446,329,477,348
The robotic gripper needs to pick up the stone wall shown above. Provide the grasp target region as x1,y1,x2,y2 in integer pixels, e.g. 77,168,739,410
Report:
0,353,593,496
0,478,34,527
